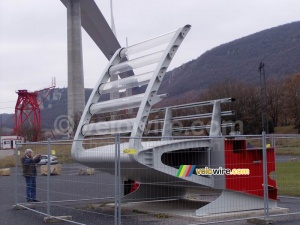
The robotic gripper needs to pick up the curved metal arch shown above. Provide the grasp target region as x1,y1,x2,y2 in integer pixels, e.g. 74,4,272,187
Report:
129,25,191,149
72,25,191,159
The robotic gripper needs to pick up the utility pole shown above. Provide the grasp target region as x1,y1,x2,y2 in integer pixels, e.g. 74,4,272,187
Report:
258,62,269,133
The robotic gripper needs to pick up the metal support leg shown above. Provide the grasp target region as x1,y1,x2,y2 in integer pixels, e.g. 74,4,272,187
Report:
47,139,51,217
114,134,121,225
15,144,19,205
262,131,269,218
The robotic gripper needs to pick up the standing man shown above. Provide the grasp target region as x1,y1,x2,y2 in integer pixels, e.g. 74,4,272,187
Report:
21,149,41,202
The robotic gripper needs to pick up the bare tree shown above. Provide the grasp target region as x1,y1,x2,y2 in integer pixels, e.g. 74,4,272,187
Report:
200,80,262,134
17,124,43,142
283,74,300,133
267,78,285,127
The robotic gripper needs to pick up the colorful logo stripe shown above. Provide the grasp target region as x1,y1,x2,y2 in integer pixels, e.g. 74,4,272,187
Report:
176,165,196,177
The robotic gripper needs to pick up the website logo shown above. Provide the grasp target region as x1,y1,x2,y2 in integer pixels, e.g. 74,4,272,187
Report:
176,165,196,177
176,165,250,177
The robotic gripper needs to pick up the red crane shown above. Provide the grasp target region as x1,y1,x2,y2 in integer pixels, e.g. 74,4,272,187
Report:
14,78,56,141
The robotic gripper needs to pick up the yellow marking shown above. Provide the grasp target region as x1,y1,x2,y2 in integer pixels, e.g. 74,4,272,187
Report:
51,150,56,155
123,148,137,155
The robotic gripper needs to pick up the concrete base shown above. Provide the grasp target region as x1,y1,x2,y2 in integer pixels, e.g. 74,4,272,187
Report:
247,218,274,225
40,164,62,175
0,168,11,176
121,199,288,222
44,216,72,223
196,190,277,216
196,207,287,221
12,204,36,210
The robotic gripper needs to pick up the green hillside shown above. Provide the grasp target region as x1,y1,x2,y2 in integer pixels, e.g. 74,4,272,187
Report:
159,21,300,98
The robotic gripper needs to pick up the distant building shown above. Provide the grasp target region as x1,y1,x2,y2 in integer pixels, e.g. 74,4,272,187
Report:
0,135,24,150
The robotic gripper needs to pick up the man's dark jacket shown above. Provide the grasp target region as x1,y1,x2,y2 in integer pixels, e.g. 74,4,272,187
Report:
21,156,41,177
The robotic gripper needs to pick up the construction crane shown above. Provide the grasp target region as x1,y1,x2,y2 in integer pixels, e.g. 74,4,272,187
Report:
14,78,56,141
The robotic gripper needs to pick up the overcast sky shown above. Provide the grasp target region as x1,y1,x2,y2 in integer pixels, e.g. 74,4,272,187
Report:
0,0,299,114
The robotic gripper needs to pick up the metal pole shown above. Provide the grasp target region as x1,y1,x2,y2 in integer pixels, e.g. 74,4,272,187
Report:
272,134,277,164
259,62,265,132
114,134,121,225
262,68,269,134
117,134,121,225
47,138,51,216
15,143,19,204
208,147,211,169
271,134,276,147
262,131,269,218
258,62,269,134
114,135,118,225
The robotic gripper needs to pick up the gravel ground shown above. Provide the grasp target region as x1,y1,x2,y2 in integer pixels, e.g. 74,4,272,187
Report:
0,164,300,225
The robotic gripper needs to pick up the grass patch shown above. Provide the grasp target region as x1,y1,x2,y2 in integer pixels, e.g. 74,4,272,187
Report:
276,161,300,197
276,147,300,156
245,134,300,156
274,126,300,155
275,138,300,156
275,126,298,134
0,156,16,168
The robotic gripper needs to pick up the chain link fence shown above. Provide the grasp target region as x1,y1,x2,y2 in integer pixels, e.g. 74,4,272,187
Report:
12,134,300,224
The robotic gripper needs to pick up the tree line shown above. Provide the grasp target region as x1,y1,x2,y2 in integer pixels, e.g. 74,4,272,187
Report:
192,73,300,134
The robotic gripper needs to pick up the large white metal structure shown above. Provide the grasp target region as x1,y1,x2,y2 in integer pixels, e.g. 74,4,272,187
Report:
72,25,278,216
73,24,191,148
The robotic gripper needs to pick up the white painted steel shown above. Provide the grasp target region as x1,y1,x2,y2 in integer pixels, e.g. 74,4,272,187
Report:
72,49,123,146
129,25,192,148
151,97,235,113
81,118,135,136
148,111,234,124
89,94,144,115
108,51,164,76
99,72,153,94
73,25,191,152
119,31,176,57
